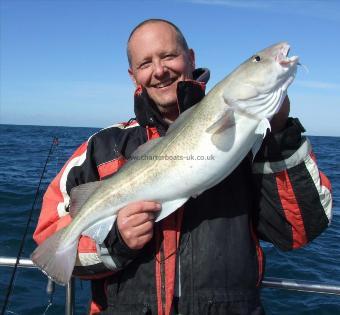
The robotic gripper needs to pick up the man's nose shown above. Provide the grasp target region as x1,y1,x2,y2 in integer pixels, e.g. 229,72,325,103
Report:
153,60,166,77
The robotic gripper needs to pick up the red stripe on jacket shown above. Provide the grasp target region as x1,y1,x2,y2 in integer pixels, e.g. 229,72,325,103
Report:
275,170,308,249
250,224,264,286
146,126,183,315
98,157,127,179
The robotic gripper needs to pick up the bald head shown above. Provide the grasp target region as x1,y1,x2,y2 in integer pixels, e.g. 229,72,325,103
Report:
127,19,189,66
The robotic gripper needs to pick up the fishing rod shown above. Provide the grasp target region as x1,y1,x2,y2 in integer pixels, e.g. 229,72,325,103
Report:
1,137,59,315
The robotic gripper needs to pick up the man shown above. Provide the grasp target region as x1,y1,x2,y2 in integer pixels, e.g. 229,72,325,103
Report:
33,19,332,314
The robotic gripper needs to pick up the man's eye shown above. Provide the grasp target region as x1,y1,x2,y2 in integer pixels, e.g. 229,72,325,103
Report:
163,54,176,60
139,61,151,69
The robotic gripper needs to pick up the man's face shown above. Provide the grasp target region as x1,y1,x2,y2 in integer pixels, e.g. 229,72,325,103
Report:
128,22,195,120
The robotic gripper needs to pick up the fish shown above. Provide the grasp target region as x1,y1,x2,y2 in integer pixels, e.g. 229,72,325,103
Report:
31,42,299,285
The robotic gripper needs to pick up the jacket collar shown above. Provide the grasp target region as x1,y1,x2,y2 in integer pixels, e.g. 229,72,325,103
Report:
134,68,210,131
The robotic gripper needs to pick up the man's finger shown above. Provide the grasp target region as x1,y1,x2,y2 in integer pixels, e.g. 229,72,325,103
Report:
120,201,161,217
132,220,155,237
126,211,157,227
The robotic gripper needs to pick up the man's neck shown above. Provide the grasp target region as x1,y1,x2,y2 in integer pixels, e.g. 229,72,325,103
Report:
158,105,179,125
162,111,179,125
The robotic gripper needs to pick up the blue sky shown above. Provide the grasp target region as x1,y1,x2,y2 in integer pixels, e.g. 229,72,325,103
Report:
1,0,339,136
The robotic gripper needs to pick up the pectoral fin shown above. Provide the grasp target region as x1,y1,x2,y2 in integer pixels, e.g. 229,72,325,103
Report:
206,108,235,134
206,108,236,152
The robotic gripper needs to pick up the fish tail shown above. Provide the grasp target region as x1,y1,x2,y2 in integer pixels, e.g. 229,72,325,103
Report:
31,227,78,285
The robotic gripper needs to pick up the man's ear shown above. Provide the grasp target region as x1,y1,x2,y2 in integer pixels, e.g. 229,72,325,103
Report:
128,68,137,87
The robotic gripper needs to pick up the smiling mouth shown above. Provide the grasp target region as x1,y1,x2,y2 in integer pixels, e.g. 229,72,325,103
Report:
153,79,176,88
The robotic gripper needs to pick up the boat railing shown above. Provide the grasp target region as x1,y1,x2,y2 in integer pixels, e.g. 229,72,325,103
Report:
1,256,340,314
0,257,75,315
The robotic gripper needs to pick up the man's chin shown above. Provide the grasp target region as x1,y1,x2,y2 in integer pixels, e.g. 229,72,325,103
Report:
154,100,178,114
152,96,177,108
150,86,177,103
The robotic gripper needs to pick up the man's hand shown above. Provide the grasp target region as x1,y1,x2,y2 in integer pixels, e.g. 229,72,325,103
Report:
270,95,290,133
116,201,161,250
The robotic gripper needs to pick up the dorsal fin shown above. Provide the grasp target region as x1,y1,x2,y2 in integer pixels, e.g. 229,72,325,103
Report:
69,181,102,218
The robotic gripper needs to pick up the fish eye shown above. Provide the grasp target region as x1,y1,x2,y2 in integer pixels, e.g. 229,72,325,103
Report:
252,55,261,62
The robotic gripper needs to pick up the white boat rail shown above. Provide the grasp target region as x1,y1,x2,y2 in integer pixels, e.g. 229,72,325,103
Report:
262,277,340,295
0,257,74,315
1,256,339,315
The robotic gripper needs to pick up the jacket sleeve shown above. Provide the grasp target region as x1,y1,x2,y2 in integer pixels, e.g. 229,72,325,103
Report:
252,118,332,251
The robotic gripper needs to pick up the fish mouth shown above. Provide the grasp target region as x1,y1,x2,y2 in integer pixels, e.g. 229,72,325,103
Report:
277,44,299,67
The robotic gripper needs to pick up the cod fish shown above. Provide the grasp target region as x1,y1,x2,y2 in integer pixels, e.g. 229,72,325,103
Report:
31,42,299,285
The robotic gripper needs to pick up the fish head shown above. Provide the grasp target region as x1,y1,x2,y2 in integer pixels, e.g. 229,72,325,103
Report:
250,41,299,91
223,42,299,120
